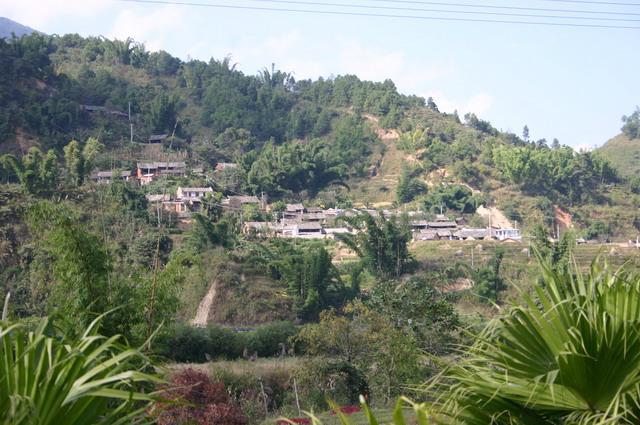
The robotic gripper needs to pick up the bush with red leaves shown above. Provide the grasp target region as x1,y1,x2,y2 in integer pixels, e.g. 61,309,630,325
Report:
156,368,247,425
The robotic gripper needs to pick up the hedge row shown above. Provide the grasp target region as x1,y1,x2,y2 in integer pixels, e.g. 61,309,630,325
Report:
157,321,298,362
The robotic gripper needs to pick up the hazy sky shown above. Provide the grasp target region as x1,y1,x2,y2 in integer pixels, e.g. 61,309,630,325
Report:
2,0,639,148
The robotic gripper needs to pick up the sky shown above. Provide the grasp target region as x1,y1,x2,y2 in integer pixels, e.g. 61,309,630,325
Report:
1,0,639,149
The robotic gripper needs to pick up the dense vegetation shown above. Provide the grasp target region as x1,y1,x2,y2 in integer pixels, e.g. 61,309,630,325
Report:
492,143,617,204
2,30,640,425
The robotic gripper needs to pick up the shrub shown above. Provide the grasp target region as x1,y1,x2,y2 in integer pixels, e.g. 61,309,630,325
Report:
210,361,295,423
245,321,298,357
293,358,369,409
155,368,246,425
156,322,298,362
157,324,213,362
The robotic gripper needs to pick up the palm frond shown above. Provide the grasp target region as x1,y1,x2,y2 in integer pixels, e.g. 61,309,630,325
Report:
0,317,161,425
434,258,640,424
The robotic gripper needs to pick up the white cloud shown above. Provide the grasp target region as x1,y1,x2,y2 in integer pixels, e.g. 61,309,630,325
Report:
0,0,111,31
263,31,300,57
338,40,450,88
338,40,406,82
424,91,494,117
108,5,186,51
465,93,493,116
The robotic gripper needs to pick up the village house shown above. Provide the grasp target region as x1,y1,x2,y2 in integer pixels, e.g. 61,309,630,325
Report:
91,170,134,184
494,228,522,241
242,221,279,236
80,104,128,118
296,222,324,237
148,134,168,144
145,194,190,221
281,222,324,238
324,227,352,240
136,161,187,184
305,206,323,214
427,215,457,230
415,229,438,241
215,162,238,172
145,194,171,203
176,187,214,200
173,187,214,213
410,220,429,231
436,229,454,240
284,203,305,219
224,195,264,210
299,212,327,223
323,208,343,218
454,229,490,240
162,200,189,215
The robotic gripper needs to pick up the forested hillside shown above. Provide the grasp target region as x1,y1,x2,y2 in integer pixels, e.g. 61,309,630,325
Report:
4,28,640,425
2,33,636,234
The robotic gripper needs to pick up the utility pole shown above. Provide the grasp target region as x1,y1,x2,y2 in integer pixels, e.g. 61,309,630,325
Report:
169,119,178,150
129,102,133,144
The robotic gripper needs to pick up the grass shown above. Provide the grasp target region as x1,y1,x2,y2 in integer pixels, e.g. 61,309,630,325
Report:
597,133,640,177
411,239,640,271
411,239,640,319
311,408,404,425
259,406,407,425
169,357,302,375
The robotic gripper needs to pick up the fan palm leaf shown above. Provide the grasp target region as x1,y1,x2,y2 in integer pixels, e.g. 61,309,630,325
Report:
435,259,640,424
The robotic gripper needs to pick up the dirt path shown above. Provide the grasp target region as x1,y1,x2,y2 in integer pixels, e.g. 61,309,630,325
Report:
191,282,217,327
476,205,513,228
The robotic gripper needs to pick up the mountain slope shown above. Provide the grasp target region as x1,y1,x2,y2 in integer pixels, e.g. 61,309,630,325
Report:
1,32,638,238
0,17,38,38
598,133,640,177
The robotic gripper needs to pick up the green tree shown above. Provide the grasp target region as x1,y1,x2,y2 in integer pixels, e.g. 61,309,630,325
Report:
621,107,640,139
531,224,574,274
367,276,459,355
472,248,506,303
296,301,423,404
396,166,427,204
423,184,483,214
147,93,178,133
82,137,104,173
337,213,411,279
1,147,57,195
283,245,346,321
63,139,85,186
27,201,110,333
